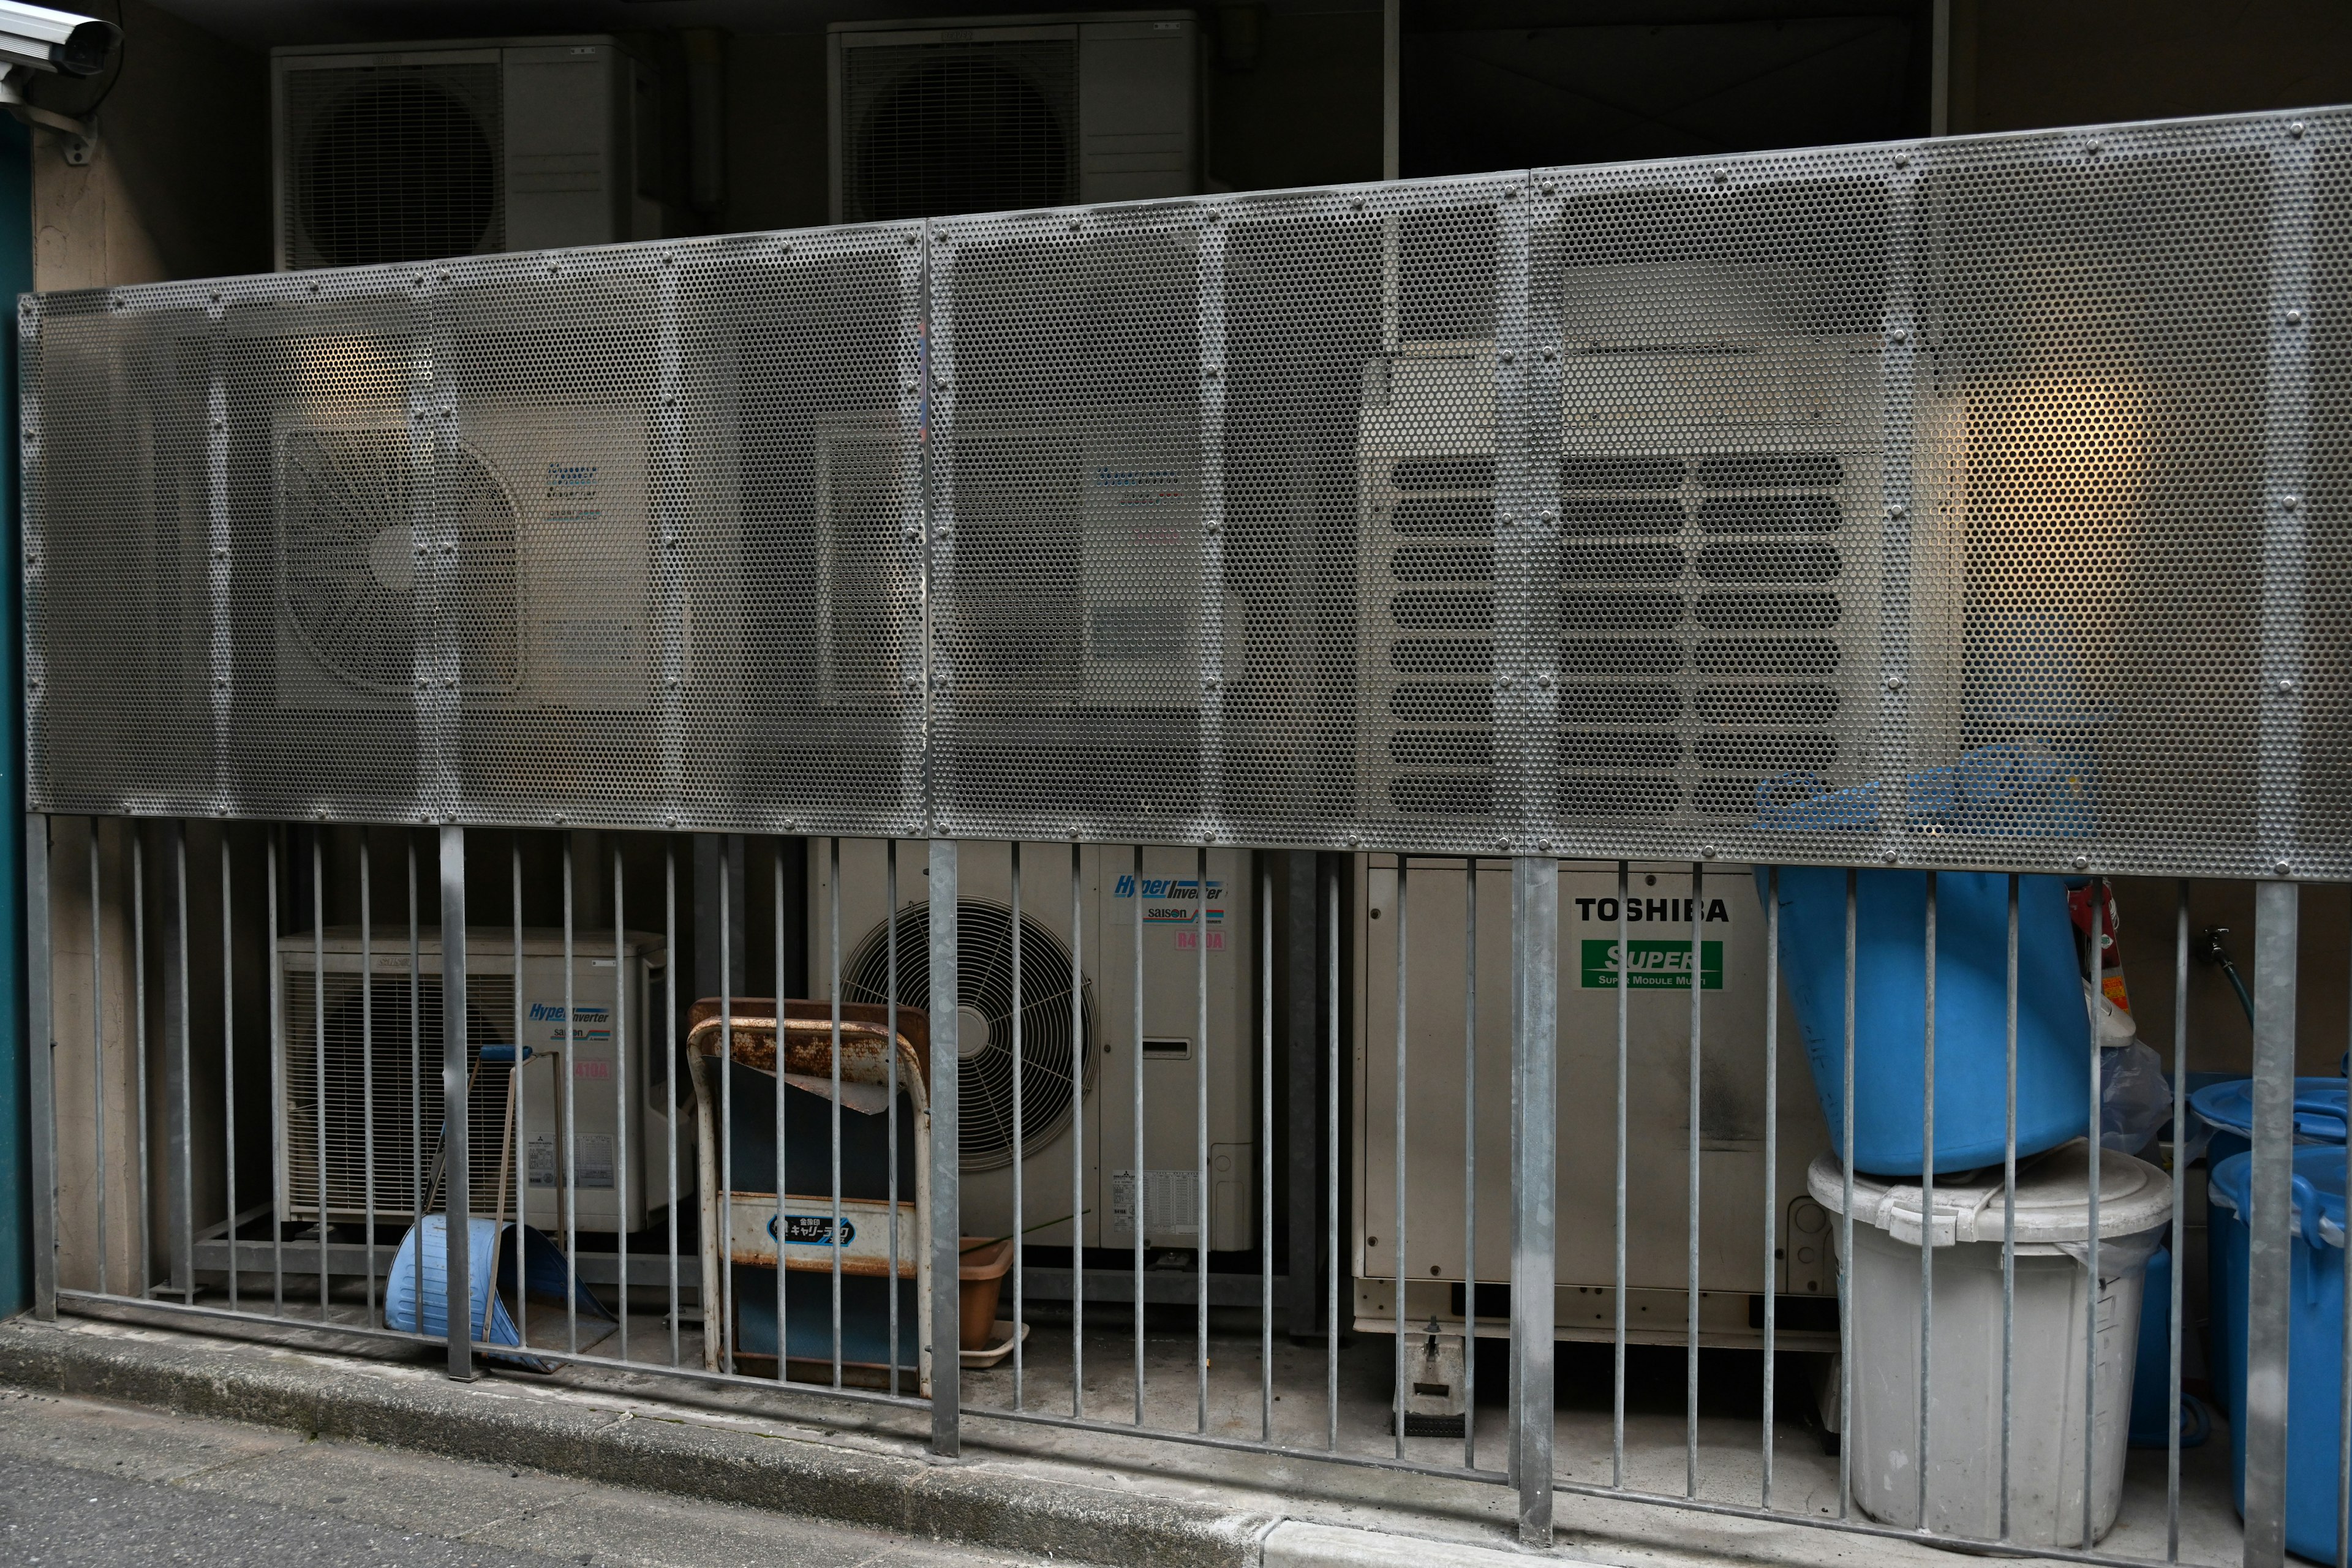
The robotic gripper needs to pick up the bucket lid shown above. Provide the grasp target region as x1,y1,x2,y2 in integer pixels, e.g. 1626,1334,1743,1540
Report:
1807,1139,2171,1246
2208,1147,2348,1250
2188,1077,2347,1144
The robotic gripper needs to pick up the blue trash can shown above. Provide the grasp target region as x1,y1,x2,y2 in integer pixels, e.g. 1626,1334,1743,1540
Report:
1758,867,2090,1175
2193,1079,2346,1417
2127,1244,2210,1450
2209,1147,2347,1562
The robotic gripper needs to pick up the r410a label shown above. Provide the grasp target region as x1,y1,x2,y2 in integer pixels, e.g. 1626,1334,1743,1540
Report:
1579,938,1722,990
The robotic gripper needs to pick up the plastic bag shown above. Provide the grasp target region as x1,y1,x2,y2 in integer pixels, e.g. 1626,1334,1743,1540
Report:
2100,1038,2170,1157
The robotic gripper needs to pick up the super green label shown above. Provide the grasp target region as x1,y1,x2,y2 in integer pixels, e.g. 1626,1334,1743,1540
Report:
1579,938,1722,990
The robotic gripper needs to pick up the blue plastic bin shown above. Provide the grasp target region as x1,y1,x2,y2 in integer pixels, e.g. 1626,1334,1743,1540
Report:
386,1215,612,1369
2195,1079,2346,1417
2128,1245,2210,1450
2209,1147,2347,1562
1757,867,2090,1175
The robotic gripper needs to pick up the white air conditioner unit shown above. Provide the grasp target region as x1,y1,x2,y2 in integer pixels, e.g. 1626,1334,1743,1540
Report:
813,839,1256,1256
273,36,660,271
277,927,671,1235
1353,857,1839,1357
1354,261,1961,827
818,413,1235,712
829,11,1200,224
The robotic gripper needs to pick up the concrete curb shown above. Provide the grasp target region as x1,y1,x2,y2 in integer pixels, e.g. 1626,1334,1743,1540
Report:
0,1318,1274,1567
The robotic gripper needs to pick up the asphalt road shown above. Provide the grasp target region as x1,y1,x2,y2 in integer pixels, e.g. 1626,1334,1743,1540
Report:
0,1387,1057,1568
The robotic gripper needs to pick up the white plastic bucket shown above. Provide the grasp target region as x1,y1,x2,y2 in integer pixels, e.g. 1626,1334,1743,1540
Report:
1811,1139,2171,1546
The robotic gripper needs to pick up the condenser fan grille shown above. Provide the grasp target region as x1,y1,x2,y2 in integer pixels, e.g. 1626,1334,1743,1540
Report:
844,43,1076,223
842,901,1094,1171
282,968,516,1221
286,64,504,269
277,430,519,694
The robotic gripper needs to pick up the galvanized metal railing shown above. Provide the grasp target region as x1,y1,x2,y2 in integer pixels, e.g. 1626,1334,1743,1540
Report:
16,101,2352,1568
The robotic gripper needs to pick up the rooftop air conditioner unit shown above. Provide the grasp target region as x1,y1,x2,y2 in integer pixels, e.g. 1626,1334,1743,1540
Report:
273,37,660,271
829,11,1199,224
277,927,671,1236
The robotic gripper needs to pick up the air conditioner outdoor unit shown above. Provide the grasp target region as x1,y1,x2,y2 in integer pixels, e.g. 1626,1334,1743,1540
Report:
273,36,659,272
829,11,1200,224
1354,266,1954,828
818,413,1235,712
813,839,1256,1259
277,927,671,1235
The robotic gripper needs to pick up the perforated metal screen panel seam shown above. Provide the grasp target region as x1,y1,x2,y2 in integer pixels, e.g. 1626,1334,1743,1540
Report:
19,106,2352,878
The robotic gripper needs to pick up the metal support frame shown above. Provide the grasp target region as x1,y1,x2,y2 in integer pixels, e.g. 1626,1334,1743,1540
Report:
2242,879,2298,1568
1507,854,1557,1545
440,826,473,1381
928,838,960,1455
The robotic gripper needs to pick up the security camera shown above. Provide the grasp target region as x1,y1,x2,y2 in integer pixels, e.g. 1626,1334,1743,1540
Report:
0,1,121,78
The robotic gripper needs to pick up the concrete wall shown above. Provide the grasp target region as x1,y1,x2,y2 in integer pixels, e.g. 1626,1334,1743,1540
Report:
28,0,269,292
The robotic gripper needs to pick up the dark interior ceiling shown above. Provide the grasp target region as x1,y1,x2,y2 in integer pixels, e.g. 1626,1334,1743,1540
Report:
1402,0,1932,176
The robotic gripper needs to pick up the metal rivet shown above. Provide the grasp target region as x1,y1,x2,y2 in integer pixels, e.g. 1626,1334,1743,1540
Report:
2273,859,2292,876
665,814,679,828
415,543,428,556
1345,834,1361,848
210,290,222,304
1499,349,1515,363
1205,366,1219,379
554,812,567,824
2283,494,2300,510
1885,674,1907,691
213,545,227,559
306,282,318,295
211,417,224,431
661,391,676,404
1497,674,1513,688
905,381,916,394
2286,308,2305,325
1702,846,1717,859
441,676,454,687
1540,181,1556,195
1068,217,1082,232
2275,676,2296,694
1887,502,1907,518
1890,326,1909,342
663,533,678,547
2087,139,2104,154
1882,850,1899,865
1501,511,1517,525
1539,840,1553,853
437,268,450,281
416,677,428,689
1536,674,1554,690
1508,186,1523,200
1205,519,1222,535
907,234,919,246
1713,170,1727,184
442,541,455,554
1350,197,1366,211
1204,676,1220,690
1540,509,1558,525
666,676,680,689
2071,854,2090,870
2290,121,2307,138
214,676,227,689
1893,151,1910,168
1205,209,1219,224
1541,346,1556,361
662,252,676,265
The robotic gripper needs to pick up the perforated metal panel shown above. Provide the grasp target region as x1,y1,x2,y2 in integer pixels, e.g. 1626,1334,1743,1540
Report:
21,107,2352,876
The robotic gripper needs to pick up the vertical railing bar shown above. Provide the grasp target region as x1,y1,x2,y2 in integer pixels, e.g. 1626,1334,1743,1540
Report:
1508,854,1558,1546
888,839,902,1399
263,832,277,1314
514,842,527,1354
1327,861,1340,1452
175,824,194,1308
2082,877,2103,1551
26,816,56,1321
1762,865,1779,1509
440,825,473,1381
1393,857,1409,1460
2001,873,2019,1543
1261,856,1275,1446
2340,906,2351,1568
307,832,323,1317
133,829,149,1305
1686,859,1703,1499
1012,840,1025,1411
777,846,790,1389
665,841,680,1370
790,851,799,1392
1920,869,1937,1533
1069,840,1083,1419
407,835,421,1300
1613,859,1629,1488
831,836,845,1389
719,845,734,1376
2244,879,2300,1568
89,826,107,1297
1838,869,1856,1520
2169,880,2188,1563
1134,842,1146,1428
614,843,630,1364
564,837,579,1356
355,838,367,1326
1196,842,1210,1436
928,839,963,1457
1463,856,1479,1471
